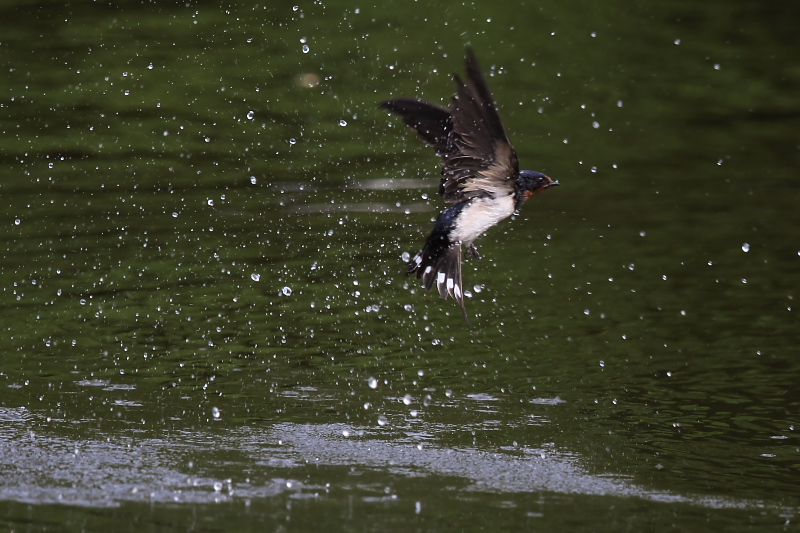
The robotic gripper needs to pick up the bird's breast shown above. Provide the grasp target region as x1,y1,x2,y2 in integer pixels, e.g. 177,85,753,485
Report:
449,194,515,245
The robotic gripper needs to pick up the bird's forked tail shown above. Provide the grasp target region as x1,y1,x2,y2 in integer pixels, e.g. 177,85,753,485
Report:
407,241,469,326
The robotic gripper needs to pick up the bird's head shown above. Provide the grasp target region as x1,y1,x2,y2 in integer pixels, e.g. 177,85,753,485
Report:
518,170,559,201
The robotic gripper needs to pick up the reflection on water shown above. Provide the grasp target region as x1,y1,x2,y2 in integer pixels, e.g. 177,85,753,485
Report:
288,177,434,213
0,408,772,512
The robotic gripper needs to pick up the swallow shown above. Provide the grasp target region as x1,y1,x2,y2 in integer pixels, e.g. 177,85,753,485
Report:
380,48,559,325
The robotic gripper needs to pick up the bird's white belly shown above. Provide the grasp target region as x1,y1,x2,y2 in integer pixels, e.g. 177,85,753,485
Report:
450,195,515,245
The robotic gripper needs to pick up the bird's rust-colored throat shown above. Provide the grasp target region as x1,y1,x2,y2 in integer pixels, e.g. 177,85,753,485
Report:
524,177,560,200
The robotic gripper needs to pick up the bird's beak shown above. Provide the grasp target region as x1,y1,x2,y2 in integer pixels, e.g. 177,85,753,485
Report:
547,178,560,187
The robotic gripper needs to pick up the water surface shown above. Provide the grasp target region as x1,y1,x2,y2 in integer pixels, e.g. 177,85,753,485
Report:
1,0,798,531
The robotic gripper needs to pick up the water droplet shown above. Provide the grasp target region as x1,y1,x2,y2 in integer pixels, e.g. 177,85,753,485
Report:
445,389,453,398
339,119,347,127
172,212,179,218
14,218,21,226
599,360,605,367
741,243,750,253
401,251,410,262
250,176,257,185
402,394,412,406
147,63,154,70
207,199,214,206
281,286,292,296
377,415,389,426
592,121,599,129
251,273,261,282
246,110,255,120
211,406,221,419
674,38,681,45
368,376,378,389
342,429,350,437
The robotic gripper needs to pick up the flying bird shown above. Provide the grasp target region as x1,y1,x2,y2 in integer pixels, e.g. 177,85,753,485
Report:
380,49,559,325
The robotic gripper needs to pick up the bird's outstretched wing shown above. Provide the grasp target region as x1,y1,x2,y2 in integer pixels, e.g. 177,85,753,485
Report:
379,48,519,203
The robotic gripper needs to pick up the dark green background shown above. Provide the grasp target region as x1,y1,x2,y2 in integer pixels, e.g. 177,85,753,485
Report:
0,0,798,531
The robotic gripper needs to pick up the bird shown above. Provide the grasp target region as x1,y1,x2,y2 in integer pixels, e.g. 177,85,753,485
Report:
379,48,559,325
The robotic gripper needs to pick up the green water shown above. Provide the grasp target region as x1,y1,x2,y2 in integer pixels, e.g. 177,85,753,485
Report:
1,0,798,531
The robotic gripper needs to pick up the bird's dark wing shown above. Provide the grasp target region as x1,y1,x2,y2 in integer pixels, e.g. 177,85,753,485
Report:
378,98,453,157
379,49,519,203
442,49,520,202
